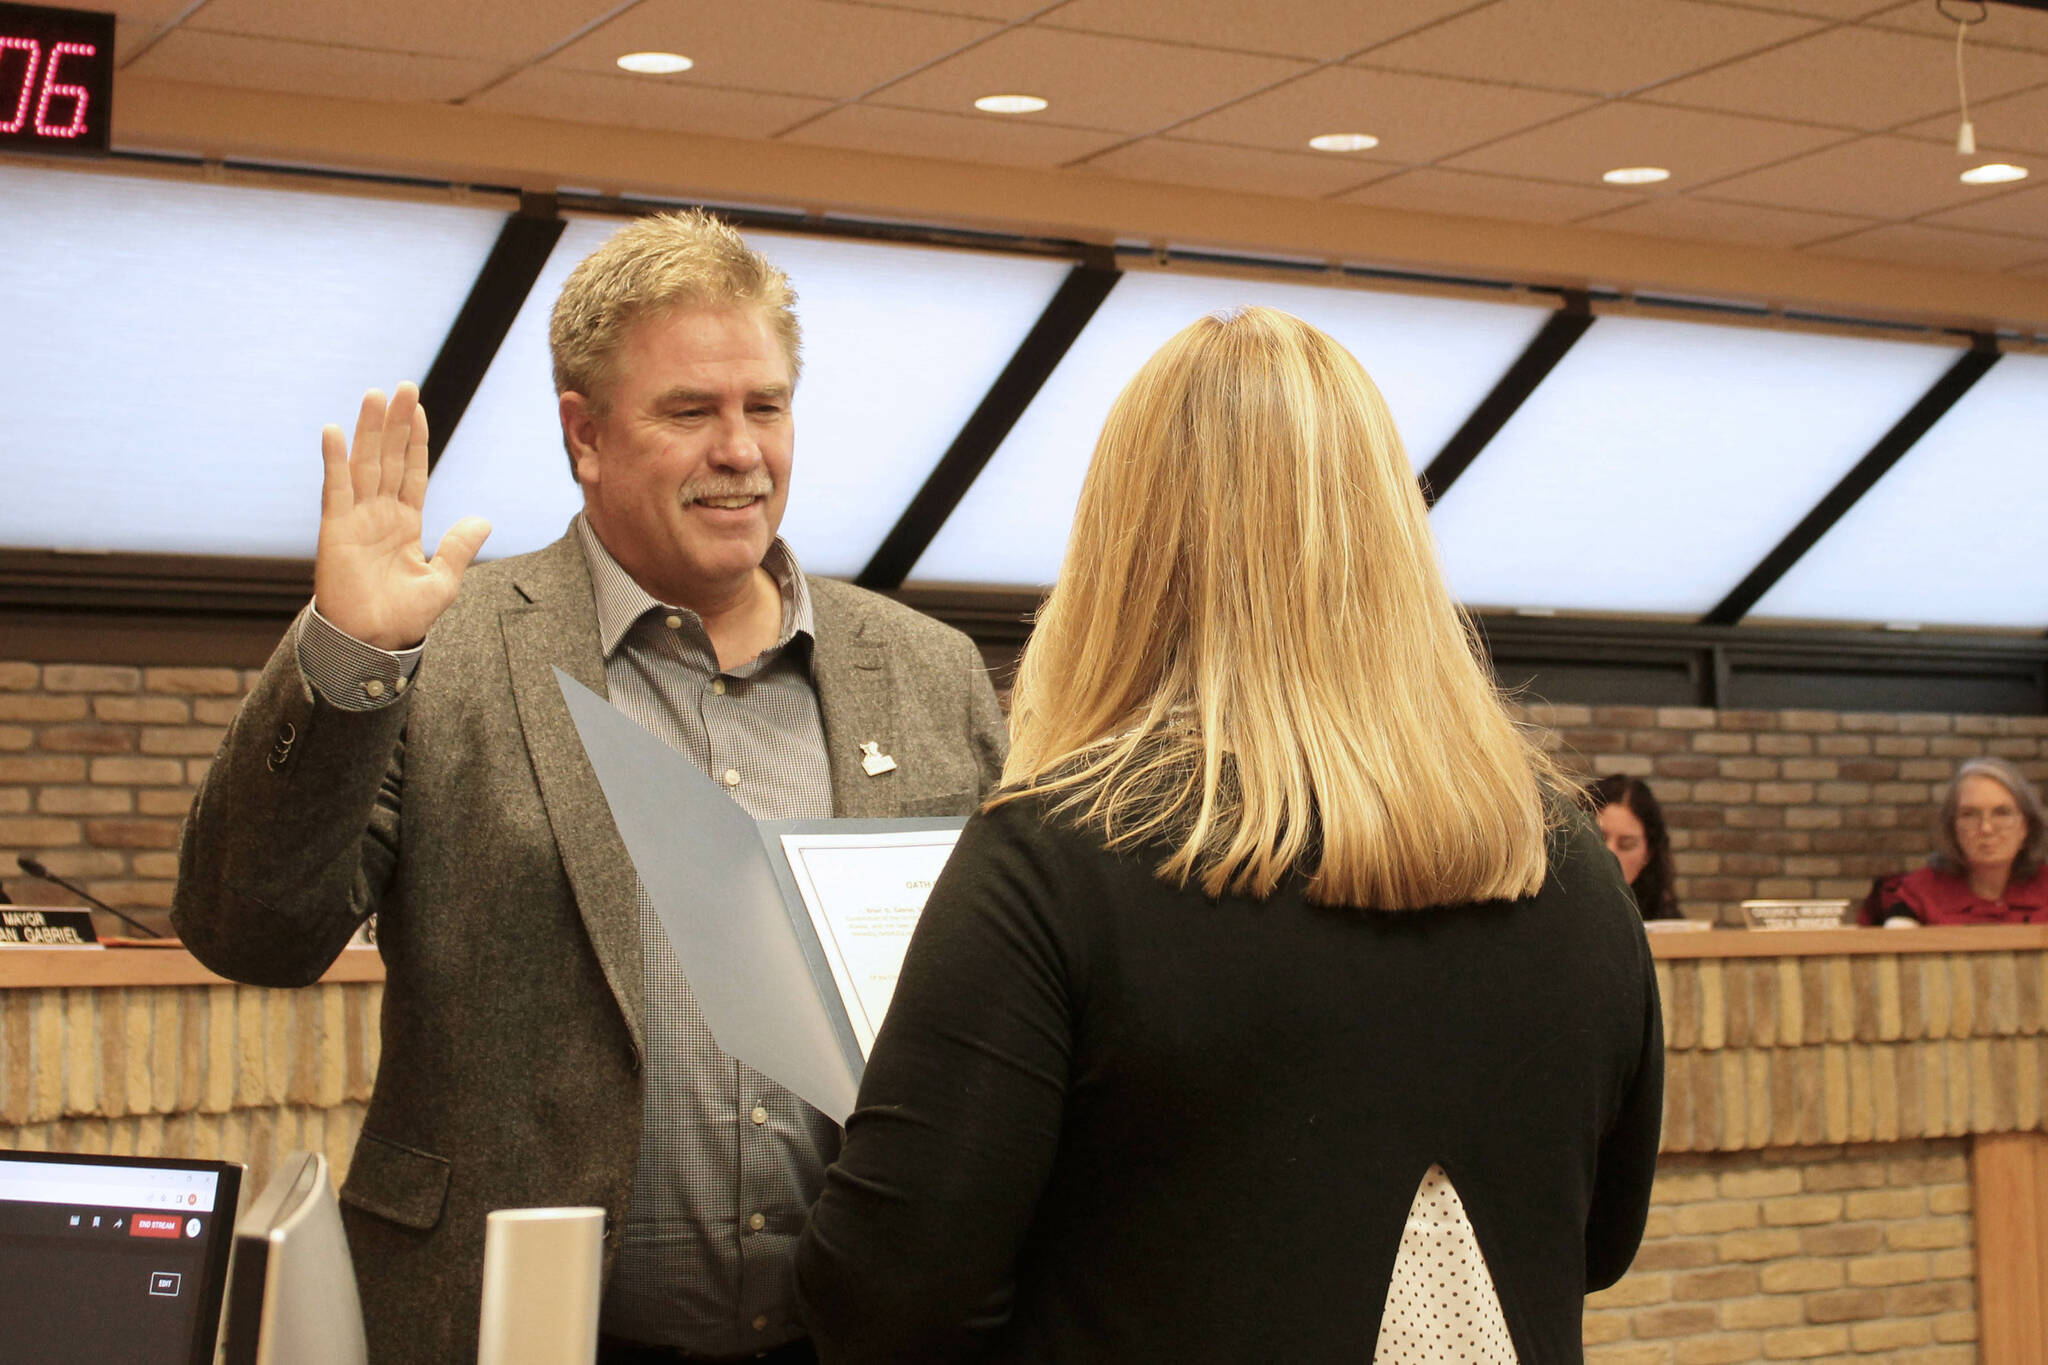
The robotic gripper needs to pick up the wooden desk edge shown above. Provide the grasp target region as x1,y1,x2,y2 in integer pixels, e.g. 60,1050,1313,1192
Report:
2,927,2042,985
1649,924,2048,958
0,945,385,989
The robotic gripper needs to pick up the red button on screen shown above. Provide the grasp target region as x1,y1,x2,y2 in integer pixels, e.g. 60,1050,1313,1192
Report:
131,1213,181,1239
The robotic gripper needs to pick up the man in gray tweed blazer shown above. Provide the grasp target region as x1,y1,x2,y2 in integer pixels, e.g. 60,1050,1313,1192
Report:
173,212,1008,1365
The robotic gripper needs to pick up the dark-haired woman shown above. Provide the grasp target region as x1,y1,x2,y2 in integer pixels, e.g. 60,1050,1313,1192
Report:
1588,774,1683,921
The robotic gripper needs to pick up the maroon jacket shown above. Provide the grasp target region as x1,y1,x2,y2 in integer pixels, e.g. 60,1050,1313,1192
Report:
1859,864,2048,926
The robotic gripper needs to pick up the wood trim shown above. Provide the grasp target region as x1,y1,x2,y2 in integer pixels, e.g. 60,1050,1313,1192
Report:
1649,924,2048,959
0,945,383,989
1974,1132,2048,1365
0,925,2026,980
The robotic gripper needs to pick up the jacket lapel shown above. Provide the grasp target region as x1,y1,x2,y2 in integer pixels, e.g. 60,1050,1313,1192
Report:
501,535,645,1059
810,580,902,819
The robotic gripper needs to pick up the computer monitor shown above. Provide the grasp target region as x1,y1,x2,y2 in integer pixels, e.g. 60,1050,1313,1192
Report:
0,1147,243,1365
221,1150,367,1365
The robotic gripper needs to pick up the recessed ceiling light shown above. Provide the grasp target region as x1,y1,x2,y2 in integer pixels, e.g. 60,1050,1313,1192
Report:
616,51,693,75
974,94,1048,114
1308,133,1379,153
1602,166,1670,185
1960,162,2029,185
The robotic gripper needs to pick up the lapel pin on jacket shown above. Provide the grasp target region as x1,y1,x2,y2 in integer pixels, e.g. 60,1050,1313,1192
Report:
859,741,898,777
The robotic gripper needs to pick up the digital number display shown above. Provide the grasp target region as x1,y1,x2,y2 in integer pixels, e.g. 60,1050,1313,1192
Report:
0,2,113,157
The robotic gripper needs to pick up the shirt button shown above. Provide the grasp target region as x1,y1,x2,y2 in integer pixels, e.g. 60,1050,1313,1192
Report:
712,678,727,696
748,1212,766,1232
363,679,385,699
751,1105,768,1126
723,768,741,788
393,675,408,693
664,614,683,630
752,1316,769,1332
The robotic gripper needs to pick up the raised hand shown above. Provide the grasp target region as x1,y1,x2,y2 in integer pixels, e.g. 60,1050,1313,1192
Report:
313,383,491,651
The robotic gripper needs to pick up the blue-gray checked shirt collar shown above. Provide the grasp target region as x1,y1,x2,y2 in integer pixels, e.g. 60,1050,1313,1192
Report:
573,513,815,668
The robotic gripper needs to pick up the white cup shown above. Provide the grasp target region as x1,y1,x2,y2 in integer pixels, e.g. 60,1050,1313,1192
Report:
476,1206,605,1365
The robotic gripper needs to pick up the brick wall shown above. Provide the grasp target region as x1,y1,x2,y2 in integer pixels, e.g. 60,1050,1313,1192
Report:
1587,1140,1977,1364
7,658,2048,932
1521,702,2048,926
0,662,250,933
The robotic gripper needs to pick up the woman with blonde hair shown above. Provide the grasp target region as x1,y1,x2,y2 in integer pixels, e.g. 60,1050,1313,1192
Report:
796,308,1663,1363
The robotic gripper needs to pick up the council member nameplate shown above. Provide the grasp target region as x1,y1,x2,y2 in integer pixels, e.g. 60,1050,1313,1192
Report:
778,829,962,1058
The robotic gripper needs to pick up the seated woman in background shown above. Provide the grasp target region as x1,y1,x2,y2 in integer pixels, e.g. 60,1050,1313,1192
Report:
1587,775,1684,920
796,308,1664,1364
1861,756,2048,925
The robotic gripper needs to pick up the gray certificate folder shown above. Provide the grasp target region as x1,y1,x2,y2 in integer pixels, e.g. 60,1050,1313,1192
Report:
555,668,961,1121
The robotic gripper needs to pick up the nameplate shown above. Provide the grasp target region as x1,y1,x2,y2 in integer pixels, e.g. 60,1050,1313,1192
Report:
0,906,101,947
1741,899,1852,932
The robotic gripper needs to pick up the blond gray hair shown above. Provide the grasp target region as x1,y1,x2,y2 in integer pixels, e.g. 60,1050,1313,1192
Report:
998,307,1568,910
1935,756,2047,880
549,209,802,422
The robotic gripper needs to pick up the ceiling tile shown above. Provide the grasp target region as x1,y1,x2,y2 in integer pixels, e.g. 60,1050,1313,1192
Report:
1337,167,1644,224
127,30,503,103
466,69,834,138
1174,66,1593,164
546,0,1000,100
108,1,204,25
1895,84,2048,157
1079,136,1392,197
1806,222,2048,271
1577,195,1874,248
1920,180,2048,237
113,21,160,64
1702,134,2035,218
869,0,1051,17
1645,24,2048,130
1445,100,1851,190
1692,0,1899,16
1865,0,2048,53
188,0,622,64
1037,0,1477,61
1358,0,1822,97
782,103,1125,166
867,26,1309,133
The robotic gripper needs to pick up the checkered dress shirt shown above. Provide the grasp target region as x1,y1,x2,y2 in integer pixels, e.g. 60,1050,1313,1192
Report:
298,515,837,1355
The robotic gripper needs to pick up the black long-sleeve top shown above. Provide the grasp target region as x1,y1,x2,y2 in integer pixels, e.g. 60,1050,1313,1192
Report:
796,795,1664,1364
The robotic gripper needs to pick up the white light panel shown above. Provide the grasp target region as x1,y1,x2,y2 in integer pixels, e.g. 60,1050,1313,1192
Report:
426,219,1071,574
0,164,506,556
910,270,1551,587
1751,352,2048,628
1427,318,1964,616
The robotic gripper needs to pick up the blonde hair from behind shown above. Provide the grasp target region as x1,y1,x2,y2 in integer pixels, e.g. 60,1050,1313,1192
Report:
999,306,1568,910
549,208,801,423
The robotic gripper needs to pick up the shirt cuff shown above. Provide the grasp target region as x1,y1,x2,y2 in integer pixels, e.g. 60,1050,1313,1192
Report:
296,603,425,712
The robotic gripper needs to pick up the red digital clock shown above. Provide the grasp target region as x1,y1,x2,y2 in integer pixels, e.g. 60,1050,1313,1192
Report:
0,2,112,156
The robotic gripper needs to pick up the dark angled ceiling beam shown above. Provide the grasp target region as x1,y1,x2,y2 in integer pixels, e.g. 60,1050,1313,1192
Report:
856,258,1121,591
1418,291,1594,509
1702,337,2002,628
419,191,565,470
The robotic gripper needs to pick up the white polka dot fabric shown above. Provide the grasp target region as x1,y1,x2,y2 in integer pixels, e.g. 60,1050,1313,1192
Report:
1373,1164,1518,1364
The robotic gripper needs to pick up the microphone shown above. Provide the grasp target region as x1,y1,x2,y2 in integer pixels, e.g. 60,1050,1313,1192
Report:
14,855,164,938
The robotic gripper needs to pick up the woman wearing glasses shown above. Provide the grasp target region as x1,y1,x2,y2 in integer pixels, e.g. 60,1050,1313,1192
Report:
1862,757,2048,925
